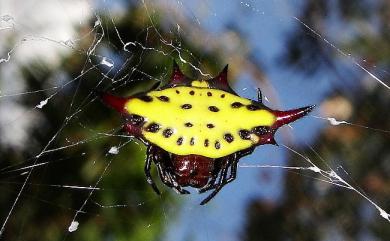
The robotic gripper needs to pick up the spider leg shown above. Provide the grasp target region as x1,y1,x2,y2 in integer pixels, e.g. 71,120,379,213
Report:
200,162,230,205
225,155,238,184
257,87,262,103
169,175,190,195
154,162,174,188
198,174,218,193
145,145,161,195
156,162,189,194
152,148,190,195
199,153,239,194
237,147,255,159
198,158,224,193
218,148,254,187
200,148,257,202
199,150,250,203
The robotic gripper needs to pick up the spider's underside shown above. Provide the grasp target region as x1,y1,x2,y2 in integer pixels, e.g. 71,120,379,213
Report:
101,62,314,205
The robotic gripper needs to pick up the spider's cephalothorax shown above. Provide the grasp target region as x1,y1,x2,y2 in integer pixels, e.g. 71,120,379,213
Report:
100,62,314,205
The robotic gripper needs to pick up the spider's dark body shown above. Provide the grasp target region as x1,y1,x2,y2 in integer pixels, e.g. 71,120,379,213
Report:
101,62,314,204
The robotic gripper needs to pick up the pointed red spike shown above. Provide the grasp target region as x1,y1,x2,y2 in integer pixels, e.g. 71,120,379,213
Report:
215,64,229,85
170,60,187,85
258,133,278,146
209,65,237,94
100,92,129,114
272,105,315,128
268,137,278,146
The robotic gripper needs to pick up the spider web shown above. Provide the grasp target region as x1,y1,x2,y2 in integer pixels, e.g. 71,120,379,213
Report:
0,0,389,240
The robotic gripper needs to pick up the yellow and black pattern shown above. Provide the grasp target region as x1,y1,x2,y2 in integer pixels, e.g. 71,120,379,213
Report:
124,85,276,158
100,61,314,204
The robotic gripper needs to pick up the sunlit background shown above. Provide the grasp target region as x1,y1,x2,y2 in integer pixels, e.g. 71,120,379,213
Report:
0,0,389,240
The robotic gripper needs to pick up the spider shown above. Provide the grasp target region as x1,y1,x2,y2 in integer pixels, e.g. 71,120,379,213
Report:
100,61,314,205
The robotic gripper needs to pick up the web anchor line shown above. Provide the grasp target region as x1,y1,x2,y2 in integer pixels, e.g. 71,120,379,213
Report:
243,144,390,223
293,16,390,91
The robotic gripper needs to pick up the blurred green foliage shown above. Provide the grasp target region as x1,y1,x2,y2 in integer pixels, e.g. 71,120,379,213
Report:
0,4,188,241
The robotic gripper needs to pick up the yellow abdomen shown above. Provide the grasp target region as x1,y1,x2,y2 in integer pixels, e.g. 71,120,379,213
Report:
125,86,276,158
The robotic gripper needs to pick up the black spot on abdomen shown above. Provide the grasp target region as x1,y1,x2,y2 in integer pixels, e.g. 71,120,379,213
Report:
128,114,144,126
231,102,243,108
181,104,192,109
177,137,183,145
253,126,270,135
239,129,251,140
139,95,153,102
207,123,215,129
145,123,160,133
247,104,260,111
184,122,193,127
162,128,173,137
215,141,221,149
224,133,234,143
157,96,169,102
204,139,209,147
208,106,219,112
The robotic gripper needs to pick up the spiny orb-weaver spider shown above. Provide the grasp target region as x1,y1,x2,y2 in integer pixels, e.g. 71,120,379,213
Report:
100,61,314,205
